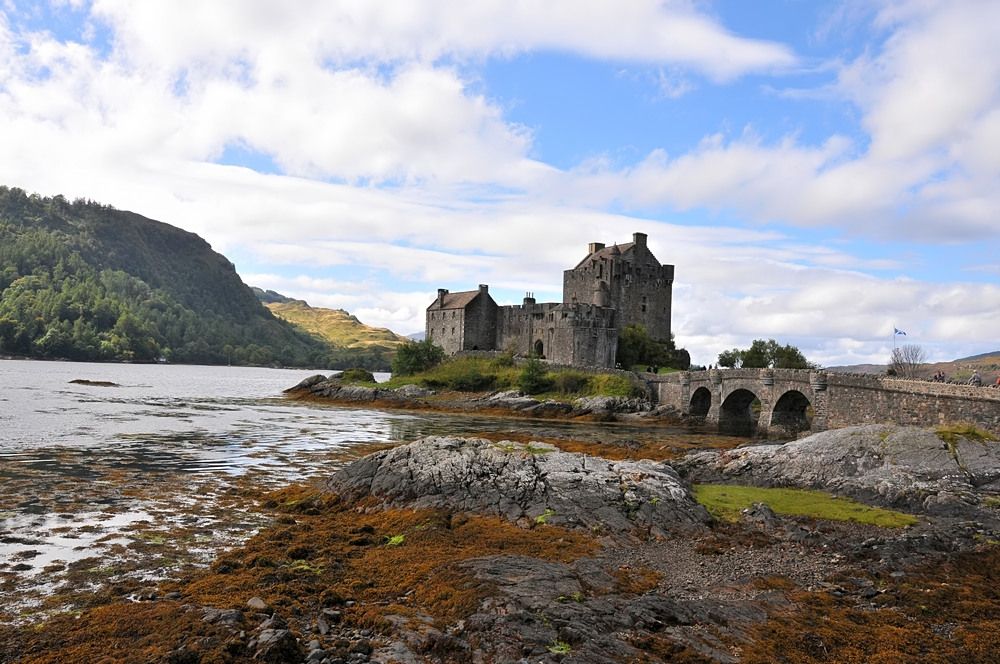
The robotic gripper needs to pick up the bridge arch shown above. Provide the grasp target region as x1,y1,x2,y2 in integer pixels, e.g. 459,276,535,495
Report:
689,386,711,418
719,388,761,436
769,389,812,437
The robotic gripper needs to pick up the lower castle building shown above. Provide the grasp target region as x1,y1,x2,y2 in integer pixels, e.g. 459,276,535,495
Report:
426,232,673,368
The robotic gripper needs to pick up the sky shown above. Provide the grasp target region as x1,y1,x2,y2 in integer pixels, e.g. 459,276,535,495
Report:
0,0,998,367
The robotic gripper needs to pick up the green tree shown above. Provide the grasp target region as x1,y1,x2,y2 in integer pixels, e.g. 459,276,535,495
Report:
518,357,552,394
616,324,688,370
391,339,445,376
717,339,813,369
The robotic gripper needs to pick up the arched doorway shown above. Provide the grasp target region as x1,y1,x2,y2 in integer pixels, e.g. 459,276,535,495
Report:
689,387,711,419
719,388,761,436
533,339,544,358
770,390,812,438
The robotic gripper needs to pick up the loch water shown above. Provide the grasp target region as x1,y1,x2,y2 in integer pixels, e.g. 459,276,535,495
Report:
0,359,716,622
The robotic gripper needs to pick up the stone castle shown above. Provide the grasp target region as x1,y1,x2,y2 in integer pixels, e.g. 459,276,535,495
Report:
426,232,674,367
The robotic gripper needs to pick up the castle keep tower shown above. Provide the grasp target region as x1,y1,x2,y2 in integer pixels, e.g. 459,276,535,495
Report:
562,232,674,341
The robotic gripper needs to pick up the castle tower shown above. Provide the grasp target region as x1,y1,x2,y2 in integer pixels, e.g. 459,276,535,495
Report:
562,231,673,341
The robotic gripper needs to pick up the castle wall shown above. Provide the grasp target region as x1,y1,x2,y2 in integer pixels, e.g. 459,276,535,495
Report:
496,302,617,367
426,288,498,354
496,302,561,357
462,295,498,351
426,307,465,355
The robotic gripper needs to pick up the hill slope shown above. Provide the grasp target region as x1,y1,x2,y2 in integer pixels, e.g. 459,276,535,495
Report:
828,353,1000,384
255,294,408,370
0,186,332,366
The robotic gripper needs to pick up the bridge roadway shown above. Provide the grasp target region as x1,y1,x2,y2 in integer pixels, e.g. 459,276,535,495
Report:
646,368,1000,438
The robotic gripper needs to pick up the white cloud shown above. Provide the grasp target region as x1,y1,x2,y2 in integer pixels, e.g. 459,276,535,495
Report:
89,0,795,79
0,1,997,369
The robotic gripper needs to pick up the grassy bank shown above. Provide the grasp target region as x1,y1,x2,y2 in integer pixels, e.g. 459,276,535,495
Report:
361,356,647,399
693,484,919,528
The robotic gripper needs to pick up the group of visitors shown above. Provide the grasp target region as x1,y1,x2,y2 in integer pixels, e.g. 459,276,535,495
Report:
965,371,1000,388
926,370,1000,387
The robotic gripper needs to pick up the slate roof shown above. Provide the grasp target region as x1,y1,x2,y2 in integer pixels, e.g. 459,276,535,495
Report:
427,289,483,311
574,242,635,269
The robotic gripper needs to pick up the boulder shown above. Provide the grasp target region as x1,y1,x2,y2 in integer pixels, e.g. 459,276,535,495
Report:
678,424,1000,513
573,396,652,416
481,390,540,410
283,374,328,393
395,384,433,398
328,436,710,538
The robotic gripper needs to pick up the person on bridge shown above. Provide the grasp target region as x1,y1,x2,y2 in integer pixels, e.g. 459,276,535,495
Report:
994,376,1000,388
969,370,982,387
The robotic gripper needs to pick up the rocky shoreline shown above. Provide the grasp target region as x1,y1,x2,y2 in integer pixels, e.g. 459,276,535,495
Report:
2,420,999,662
284,373,676,423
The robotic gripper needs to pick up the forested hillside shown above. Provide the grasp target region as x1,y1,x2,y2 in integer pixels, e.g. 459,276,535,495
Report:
0,186,332,366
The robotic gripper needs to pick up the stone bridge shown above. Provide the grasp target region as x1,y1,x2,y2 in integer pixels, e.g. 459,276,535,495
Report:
647,368,1000,438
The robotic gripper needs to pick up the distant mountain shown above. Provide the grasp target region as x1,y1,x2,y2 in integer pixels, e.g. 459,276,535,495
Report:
0,186,333,366
827,352,1000,384
407,331,426,341
250,287,297,305
955,350,1000,362
253,292,409,370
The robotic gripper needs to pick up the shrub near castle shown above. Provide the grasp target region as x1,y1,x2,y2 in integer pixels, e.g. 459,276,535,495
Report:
381,356,638,398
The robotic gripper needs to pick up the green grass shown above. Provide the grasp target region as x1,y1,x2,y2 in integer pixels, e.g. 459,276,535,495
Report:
936,423,996,446
339,367,376,383
693,484,918,528
547,641,572,654
494,442,554,455
534,508,556,525
382,356,645,397
383,534,405,547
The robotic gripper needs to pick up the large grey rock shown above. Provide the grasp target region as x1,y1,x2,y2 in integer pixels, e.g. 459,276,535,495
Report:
395,384,433,398
284,374,328,392
328,436,710,537
573,395,652,415
481,390,540,410
286,377,437,403
678,424,1000,512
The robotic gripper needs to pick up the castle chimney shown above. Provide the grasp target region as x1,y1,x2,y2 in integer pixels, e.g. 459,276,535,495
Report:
523,292,535,306
478,284,489,293
632,232,647,248
588,242,605,255
437,288,448,306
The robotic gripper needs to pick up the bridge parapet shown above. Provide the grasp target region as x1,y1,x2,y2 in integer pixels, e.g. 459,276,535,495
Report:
647,369,1000,437
828,373,1000,402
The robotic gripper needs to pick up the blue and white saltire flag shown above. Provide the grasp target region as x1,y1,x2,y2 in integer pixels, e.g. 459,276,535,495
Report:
894,328,907,336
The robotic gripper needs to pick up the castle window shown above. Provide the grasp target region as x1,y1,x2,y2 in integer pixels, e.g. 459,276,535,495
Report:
451,327,455,334
641,296,647,313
